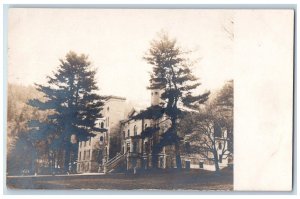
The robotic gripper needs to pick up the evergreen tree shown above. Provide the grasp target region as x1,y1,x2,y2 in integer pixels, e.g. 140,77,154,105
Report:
28,51,104,172
141,33,210,169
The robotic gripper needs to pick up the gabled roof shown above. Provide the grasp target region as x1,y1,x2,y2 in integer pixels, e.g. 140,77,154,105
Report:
103,95,126,101
120,107,144,124
127,108,138,118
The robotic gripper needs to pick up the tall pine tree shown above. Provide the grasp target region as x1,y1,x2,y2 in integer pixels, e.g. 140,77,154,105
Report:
28,51,104,172
143,33,210,169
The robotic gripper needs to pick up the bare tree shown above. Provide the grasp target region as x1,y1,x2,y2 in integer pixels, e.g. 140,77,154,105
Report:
187,109,231,172
181,80,233,172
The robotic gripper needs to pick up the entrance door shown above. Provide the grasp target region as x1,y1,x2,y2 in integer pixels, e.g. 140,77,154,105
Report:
185,160,190,170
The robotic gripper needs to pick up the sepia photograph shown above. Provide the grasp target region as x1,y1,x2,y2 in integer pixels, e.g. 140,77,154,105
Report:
5,7,294,192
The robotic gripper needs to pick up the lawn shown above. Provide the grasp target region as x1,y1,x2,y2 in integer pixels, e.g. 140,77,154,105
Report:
7,169,233,191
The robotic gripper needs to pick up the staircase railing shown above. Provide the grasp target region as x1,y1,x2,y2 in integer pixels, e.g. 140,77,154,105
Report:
103,153,126,173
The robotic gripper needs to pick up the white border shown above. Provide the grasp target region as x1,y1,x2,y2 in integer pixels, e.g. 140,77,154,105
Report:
1,1,298,198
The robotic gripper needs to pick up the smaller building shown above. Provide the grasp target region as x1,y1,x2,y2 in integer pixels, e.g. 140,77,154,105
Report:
120,109,153,170
120,107,180,170
183,127,232,171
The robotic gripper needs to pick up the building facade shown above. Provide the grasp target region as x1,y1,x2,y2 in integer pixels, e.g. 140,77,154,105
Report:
76,92,231,173
120,88,231,171
120,88,181,170
77,118,109,173
77,96,130,173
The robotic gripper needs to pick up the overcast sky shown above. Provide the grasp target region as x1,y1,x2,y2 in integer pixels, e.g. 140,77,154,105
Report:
8,9,234,107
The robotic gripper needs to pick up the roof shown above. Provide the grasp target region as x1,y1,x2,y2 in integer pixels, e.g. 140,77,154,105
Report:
104,95,126,101
120,108,143,124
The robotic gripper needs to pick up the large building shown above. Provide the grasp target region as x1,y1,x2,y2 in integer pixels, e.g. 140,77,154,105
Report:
120,88,232,171
77,96,130,173
76,90,231,173
76,120,109,173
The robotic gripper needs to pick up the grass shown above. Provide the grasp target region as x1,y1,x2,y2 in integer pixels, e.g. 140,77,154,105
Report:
7,168,233,191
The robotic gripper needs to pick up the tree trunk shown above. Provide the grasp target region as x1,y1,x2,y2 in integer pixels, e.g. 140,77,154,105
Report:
70,143,78,173
171,116,182,170
140,138,144,169
213,150,220,173
151,127,159,168
141,118,144,168
64,142,71,173
175,142,182,170
151,148,159,169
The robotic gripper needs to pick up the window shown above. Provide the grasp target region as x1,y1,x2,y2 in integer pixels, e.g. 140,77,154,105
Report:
185,142,191,153
127,129,130,137
144,124,148,129
155,91,158,95
199,162,204,169
218,142,222,150
89,138,91,146
126,143,130,153
83,151,86,160
100,136,104,142
134,125,137,136
214,124,222,138
107,107,109,112
79,152,81,161
219,154,222,163
159,157,164,168
133,142,137,153
100,122,104,128
86,150,90,159
145,142,149,153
